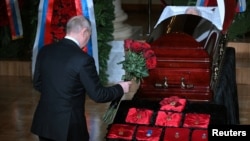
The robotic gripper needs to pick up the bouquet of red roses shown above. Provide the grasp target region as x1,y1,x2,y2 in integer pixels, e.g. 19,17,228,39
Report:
118,39,157,83
102,39,157,124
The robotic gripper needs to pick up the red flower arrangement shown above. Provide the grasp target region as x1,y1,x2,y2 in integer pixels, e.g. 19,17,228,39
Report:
51,0,77,41
118,39,157,83
102,39,156,124
50,0,88,53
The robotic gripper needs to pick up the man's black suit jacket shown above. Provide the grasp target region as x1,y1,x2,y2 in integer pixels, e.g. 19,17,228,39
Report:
31,38,124,141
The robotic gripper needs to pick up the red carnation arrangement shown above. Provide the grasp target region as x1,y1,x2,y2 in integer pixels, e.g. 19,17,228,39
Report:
118,39,157,83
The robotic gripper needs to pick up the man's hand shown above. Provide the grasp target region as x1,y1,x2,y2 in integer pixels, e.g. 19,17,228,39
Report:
118,81,132,93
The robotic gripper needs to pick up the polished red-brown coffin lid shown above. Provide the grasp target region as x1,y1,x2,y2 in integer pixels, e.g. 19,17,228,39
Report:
136,32,213,102
149,32,211,69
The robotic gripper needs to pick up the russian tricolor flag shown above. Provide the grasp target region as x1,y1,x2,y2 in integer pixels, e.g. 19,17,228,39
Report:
5,0,23,40
235,0,247,12
196,0,246,12
32,0,98,76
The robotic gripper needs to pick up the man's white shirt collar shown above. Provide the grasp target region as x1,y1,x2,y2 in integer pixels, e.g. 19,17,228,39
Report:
65,36,80,46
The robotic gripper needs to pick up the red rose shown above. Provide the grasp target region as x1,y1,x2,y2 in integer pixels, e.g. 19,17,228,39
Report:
141,42,151,50
146,56,157,69
143,49,156,69
143,49,155,59
130,42,145,53
121,39,157,81
124,39,134,50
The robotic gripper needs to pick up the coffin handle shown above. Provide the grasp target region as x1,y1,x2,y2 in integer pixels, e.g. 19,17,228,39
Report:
154,76,168,88
181,77,194,89
154,77,194,89
181,77,186,89
163,77,168,88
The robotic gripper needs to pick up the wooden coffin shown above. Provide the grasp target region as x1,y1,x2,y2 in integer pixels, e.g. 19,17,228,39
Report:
136,33,214,101
135,14,223,102
134,0,238,102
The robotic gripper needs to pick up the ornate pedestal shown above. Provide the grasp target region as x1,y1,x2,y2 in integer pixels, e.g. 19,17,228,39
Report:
112,0,133,40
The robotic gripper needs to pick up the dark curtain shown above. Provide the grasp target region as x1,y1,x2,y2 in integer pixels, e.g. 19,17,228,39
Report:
213,47,240,124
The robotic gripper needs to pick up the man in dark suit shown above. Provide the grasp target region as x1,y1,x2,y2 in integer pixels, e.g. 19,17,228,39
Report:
31,15,132,141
